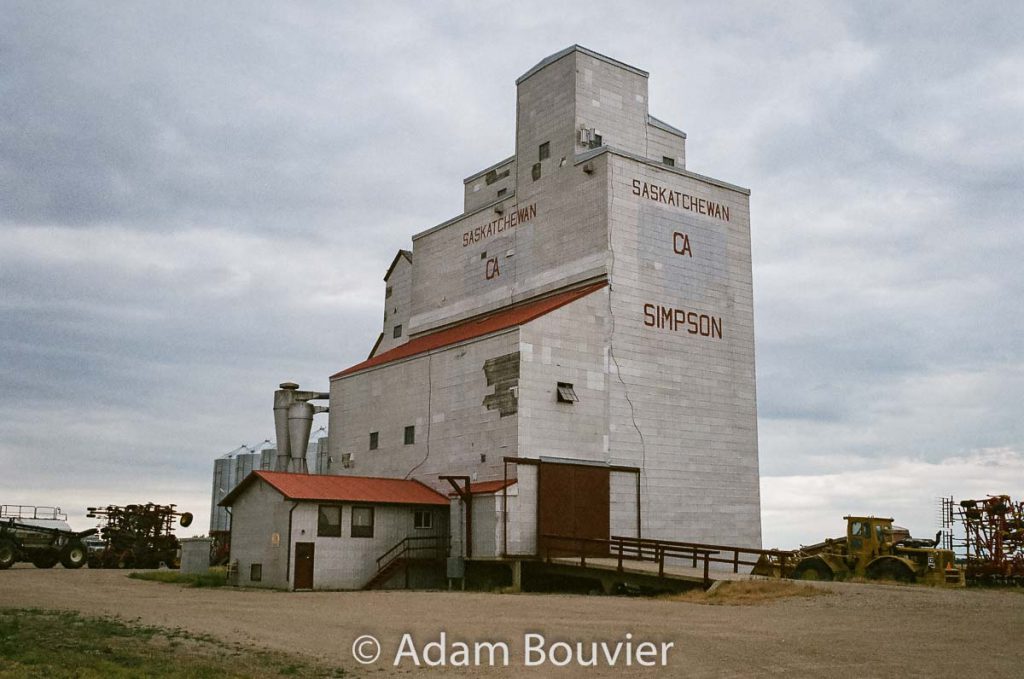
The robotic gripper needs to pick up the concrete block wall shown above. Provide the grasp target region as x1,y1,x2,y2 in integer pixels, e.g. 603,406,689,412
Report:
515,49,577,201
329,330,521,491
507,465,536,556
376,254,412,355
450,489,522,560
574,50,650,159
610,469,641,539
646,122,686,169
289,502,446,590
228,480,292,589
518,287,610,462
463,157,515,213
604,151,761,548
409,151,608,336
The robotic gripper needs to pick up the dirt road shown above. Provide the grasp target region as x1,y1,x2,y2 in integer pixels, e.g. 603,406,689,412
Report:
2,566,1022,677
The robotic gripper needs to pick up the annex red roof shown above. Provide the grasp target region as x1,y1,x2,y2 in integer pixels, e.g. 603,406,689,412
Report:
219,471,449,507
447,479,517,497
332,281,607,379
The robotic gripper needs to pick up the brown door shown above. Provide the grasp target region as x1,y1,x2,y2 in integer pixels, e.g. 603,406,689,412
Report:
538,462,610,557
294,542,314,590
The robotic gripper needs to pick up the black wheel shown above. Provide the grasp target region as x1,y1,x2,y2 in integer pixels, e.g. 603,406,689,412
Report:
60,541,88,569
31,550,60,569
866,558,916,583
0,539,16,570
792,558,834,581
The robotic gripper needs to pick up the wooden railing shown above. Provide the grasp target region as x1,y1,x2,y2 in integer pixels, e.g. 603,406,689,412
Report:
611,535,796,578
541,534,720,588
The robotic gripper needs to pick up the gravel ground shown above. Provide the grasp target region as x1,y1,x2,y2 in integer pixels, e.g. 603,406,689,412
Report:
2,565,1022,678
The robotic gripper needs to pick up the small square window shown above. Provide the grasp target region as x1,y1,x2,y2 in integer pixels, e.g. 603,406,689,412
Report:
393,324,402,338
369,432,378,450
414,510,433,529
480,251,487,260
317,505,342,537
351,506,374,538
532,163,541,181
662,156,675,167
556,382,578,403
404,425,415,445
250,563,262,582
539,142,550,161
497,188,507,197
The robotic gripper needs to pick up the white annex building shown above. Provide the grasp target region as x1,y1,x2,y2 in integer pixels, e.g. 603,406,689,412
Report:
224,45,761,590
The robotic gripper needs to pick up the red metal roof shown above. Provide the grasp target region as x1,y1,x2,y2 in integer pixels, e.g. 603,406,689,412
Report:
332,281,607,379
447,479,517,497
220,471,449,507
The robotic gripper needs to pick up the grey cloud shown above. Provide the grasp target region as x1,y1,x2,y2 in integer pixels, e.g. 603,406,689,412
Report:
1,1,1021,532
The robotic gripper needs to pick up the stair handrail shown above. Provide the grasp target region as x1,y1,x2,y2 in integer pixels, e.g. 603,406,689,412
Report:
375,535,446,574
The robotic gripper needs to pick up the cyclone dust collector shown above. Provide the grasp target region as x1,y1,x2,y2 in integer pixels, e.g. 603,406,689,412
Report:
273,382,329,473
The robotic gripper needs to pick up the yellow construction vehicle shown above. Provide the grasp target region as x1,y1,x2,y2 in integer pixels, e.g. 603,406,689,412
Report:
756,516,964,586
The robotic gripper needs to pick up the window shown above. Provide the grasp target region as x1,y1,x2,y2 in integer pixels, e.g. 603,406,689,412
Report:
393,324,402,338
369,432,378,450
556,382,578,403
385,286,393,299
318,505,342,537
531,162,541,181
351,506,374,538
539,141,550,161
250,563,262,582
414,510,433,529
662,156,675,167
404,425,415,445
497,188,507,197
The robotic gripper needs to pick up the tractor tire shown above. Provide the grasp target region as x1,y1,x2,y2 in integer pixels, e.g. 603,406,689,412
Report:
60,541,88,569
866,558,916,583
31,550,60,569
0,539,16,570
792,558,834,581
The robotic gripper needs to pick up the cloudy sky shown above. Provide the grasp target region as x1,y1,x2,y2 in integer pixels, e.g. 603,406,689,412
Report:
2,1,1021,548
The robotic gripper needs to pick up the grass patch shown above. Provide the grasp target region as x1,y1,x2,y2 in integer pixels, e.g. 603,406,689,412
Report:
129,568,228,588
0,608,348,678
666,579,827,605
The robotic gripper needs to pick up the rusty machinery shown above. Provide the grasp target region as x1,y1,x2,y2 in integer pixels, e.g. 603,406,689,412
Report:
86,503,193,569
754,515,964,586
956,495,1024,585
